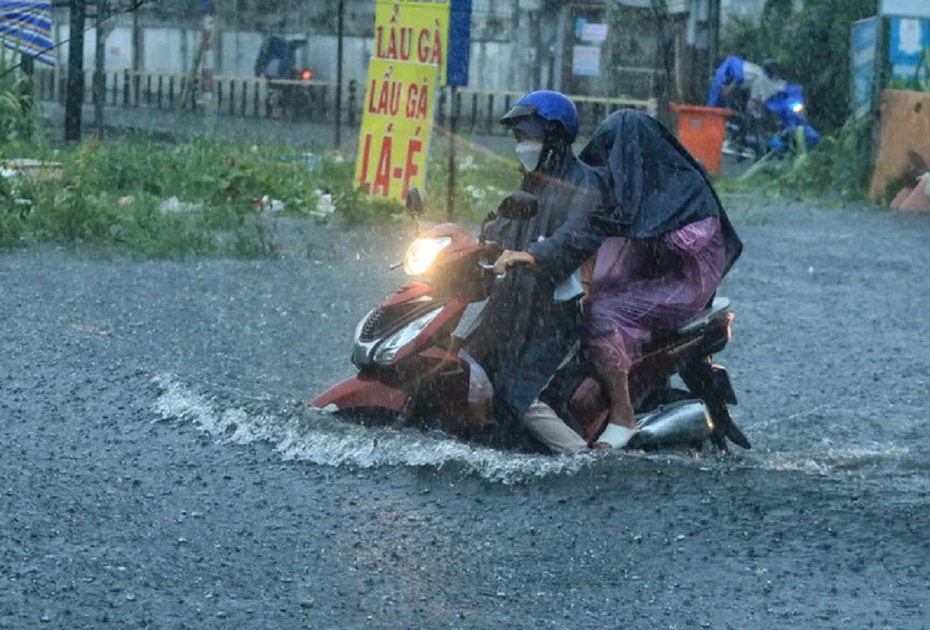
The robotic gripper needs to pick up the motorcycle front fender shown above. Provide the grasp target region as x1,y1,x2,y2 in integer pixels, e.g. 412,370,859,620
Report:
311,374,407,413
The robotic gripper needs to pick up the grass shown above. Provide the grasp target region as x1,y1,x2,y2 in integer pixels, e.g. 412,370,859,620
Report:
1,120,884,257
5,105,879,258
423,133,522,224
0,129,525,256
0,134,402,256
714,116,877,206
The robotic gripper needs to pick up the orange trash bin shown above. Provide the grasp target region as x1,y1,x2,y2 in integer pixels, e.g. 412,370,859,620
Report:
668,103,732,174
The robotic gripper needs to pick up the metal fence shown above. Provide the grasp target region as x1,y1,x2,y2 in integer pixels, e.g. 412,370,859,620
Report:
34,68,657,137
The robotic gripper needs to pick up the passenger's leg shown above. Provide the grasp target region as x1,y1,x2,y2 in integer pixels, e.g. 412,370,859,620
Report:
590,355,636,430
579,336,639,448
523,400,588,454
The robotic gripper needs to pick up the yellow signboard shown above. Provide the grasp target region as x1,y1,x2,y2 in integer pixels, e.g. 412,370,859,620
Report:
355,59,440,201
374,0,450,79
355,0,468,201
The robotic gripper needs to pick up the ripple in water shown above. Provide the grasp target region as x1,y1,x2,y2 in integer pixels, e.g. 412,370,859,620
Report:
151,374,596,484
751,444,930,495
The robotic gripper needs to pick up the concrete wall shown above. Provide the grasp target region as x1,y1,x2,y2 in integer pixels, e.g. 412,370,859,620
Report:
721,0,767,25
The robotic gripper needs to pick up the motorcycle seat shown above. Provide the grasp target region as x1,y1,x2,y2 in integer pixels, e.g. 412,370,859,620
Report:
641,297,731,352
675,297,731,336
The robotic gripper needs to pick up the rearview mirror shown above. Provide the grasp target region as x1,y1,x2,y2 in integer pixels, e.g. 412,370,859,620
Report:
406,186,425,219
496,191,538,220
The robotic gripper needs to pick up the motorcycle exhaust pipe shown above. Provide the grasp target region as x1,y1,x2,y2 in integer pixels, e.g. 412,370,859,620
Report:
629,400,713,449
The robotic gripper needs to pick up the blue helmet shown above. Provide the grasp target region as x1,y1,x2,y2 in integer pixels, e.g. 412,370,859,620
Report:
500,90,579,142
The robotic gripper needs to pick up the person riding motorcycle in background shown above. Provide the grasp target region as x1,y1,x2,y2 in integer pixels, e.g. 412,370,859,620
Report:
254,34,296,80
706,56,785,109
467,90,604,454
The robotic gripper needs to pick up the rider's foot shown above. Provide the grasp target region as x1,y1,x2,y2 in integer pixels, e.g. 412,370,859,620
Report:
593,408,639,449
594,422,638,449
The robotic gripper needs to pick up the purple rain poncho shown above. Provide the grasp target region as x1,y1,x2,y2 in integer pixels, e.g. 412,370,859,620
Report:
582,216,726,373
524,110,741,375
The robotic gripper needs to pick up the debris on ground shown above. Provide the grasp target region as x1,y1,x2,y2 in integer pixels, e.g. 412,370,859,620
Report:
890,172,930,213
459,155,478,171
310,189,337,219
255,195,286,213
159,197,204,213
0,159,64,182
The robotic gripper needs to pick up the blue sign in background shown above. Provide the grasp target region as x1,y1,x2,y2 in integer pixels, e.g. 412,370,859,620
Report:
851,17,879,118
447,0,472,87
889,17,929,68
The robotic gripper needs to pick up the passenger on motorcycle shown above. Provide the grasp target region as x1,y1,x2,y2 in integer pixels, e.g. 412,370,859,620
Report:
467,90,604,454
530,110,743,448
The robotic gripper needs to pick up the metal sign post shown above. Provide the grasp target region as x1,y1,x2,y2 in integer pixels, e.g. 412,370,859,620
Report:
335,0,345,149
65,0,86,142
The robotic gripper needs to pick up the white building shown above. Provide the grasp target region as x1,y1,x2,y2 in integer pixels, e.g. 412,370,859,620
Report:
51,0,769,98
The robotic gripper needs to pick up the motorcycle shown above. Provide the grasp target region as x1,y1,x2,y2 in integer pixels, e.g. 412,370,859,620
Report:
254,36,317,120
724,83,821,161
312,188,751,453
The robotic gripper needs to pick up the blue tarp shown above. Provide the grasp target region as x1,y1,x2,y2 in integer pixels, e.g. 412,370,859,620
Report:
0,1,55,66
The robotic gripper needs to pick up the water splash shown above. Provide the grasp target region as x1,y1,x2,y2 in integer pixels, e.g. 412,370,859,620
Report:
151,374,595,484
753,443,921,492
151,374,926,491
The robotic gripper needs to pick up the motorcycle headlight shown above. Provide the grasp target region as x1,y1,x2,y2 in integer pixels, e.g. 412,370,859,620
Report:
791,101,804,114
373,307,444,365
403,237,451,276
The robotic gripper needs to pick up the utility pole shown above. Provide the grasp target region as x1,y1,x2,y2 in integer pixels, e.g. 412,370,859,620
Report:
708,0,720,78
65,0,87,142
335,0,345,148
197,0,216,113
132,1,142,73
94,0,108,139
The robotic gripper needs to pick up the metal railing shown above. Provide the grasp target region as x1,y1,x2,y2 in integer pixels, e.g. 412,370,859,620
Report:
34,68,658,136
435,88,657,136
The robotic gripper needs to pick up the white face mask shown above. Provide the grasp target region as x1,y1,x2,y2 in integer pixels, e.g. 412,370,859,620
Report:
515,140,544,171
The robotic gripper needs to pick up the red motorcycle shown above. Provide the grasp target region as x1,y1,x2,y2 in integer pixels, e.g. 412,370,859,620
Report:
313,188,750,452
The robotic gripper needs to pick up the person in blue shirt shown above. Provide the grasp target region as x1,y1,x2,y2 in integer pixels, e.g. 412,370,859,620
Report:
707,56,784,108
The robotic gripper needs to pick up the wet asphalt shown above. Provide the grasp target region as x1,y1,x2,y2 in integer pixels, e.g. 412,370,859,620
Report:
2,197,929,629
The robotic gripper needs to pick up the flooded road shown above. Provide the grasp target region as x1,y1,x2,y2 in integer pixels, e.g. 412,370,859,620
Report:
2,198,928,628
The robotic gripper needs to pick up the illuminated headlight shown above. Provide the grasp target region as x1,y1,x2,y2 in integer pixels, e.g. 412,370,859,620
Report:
403,237,451,276
372,307,444,365
791,101,804,113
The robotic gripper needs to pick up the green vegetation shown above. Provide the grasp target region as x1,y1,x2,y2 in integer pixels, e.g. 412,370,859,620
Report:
425,136,522,223
0,49,37,142
0,129,523,255
715,116,876,204
722,0,876,133
718,0,884,203
0,137,358,255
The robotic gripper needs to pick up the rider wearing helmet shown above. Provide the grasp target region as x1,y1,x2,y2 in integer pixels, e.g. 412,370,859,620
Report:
491,89,598,262
469,90,605,454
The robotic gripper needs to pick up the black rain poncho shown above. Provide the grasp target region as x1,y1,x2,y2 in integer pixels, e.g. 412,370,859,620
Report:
467,148,604,439
528,109,742,283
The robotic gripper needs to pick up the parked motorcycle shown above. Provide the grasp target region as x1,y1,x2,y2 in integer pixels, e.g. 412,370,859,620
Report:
312,188,751,453
724,83,821,161
254,36,317,120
